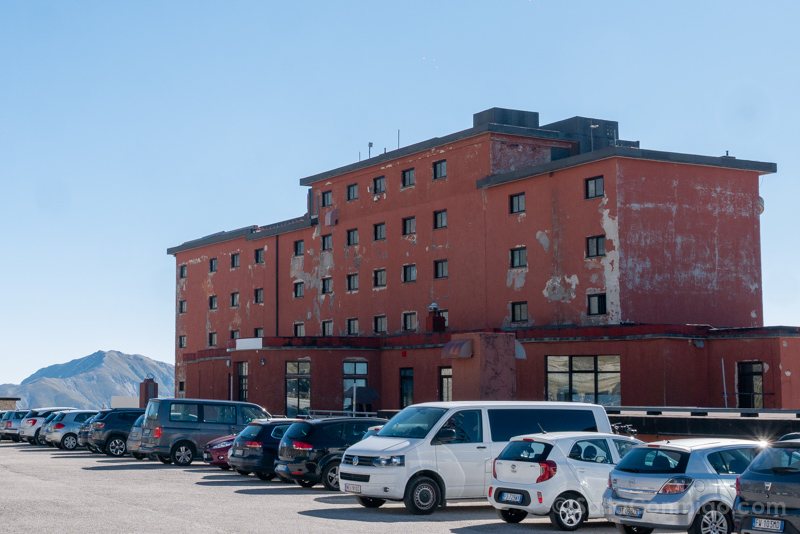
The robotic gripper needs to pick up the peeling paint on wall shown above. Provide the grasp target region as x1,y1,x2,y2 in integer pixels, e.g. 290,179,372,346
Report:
543,274,579,302
507,268,527,291
536,231,550,253
599,197,621,323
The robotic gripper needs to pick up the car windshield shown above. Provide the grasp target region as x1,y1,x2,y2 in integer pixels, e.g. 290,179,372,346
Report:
238,425,262,439
133,415,144,427
616,447,690,474
499,440,553,462
285,422,314,440
54,413,66,421
378,407,448,439
749,446,800,475
24,411,38,418
145,401,160,421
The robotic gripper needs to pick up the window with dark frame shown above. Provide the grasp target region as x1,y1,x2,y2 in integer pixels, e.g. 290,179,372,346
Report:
346,318,359,335
545,355,620,406
588,294,607,315
511,301,528,323
179,265,187,278
374,315,387,334
439,367,453,402
321,320,333,337
373,222,386,241
587,235,606,258
510,193,526,214
178,335,186,349
400,368,414,408
237,362,248,402
294,240,304,256
321,190,333,207
293,282,304,298
254,288,264,304
373,176,385,194
254,328,264,338
294,323,305,337
347,183,358,201
231,253,240,268
738,362,764,409
178,381,185,392
343,361,368,411
209,295,217,310
434,260,448,279
402,217,416,236
208,332,217,347
209,258,218,272
321,234,332,251
255,249,264,264
433,160,447,180
586,176,604,199
230,292,239,307
231,330,239,340
434,210,447,229
285,361,311,417
401,168,415,188
510,247,527,268
179,300,186,314
346,273,359,291
439,309,449,327
347,228,359,246
402,264,416,283
322,277,333,294
374,269,387,288
402,312,417,332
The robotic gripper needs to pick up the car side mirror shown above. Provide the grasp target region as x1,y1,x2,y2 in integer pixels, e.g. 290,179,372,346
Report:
433,428,457,445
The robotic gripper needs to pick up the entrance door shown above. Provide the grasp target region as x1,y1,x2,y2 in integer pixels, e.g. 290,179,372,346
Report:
738,362,763,408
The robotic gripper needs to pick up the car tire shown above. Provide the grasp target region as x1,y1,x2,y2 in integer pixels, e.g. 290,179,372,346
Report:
689,502,732,534
106,436,127,457
403,476,440,515
256,472,275,481
235,469,251,476
35,430,47,446
297,479,316,488
550,493,587,531
322,461,341,491
498,508,528,523
170,442,195,466
157,455,172,464
27,438,35,445
62,434,78,450
356,497,386,509
615,525,655,534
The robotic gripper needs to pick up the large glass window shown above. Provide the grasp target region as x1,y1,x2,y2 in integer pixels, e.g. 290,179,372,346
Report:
237,362,248,402
546,355,620,406
439,367,452,402
343,361,368,411
286,361,311,417
400,368,414,408
738,362,764,409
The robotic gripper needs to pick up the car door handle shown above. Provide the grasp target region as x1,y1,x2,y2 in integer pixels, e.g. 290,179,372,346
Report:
477,446,487,450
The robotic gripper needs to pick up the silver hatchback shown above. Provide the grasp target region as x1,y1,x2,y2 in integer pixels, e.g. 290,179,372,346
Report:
603,438,765,534
47,410,97,450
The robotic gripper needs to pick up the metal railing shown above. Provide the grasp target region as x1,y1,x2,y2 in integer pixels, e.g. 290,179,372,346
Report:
306,409,378,419
605,406,800,418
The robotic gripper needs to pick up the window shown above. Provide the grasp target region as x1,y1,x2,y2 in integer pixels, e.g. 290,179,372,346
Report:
208,332,217,347
178,381,185,392
546,355,621,406
510,247,527,268
179,265,187,278
254,248,264,264
510,193,526,214
439,309,449,327
402,264,416,283
373,222,386,241
586,176,604,199
230,292,239,307
346,318,359,335
321,320,333,337
347,228,358,246
178,300,187,314
439,367,452,402
401,168,415,187
512,301,528,323
614,439,639,459
209,296,218,310
254,328,264,338
402,217,416,236
238,362,247,404
285,362,311,417
346,273,359,291
588,294,607,315
707,448,758,475
169,403,199,422
373,176,385,194
433,160,447,180
402,312,417,332
434,210,447,229
374,315,387,334
374,269,387,288
347,183,358,201
738,362,764,409
568,439,612,464
343,361,369,411
321,234,332,251
400,368,414,408
322,277,333,294
294,323,305,337
587,235,606,258
488,408,600,441
231,329,239,340
178,335,186,349
321,190,333,207
294,240,304,256
231,253,239,268
254,288,264,304
434,260,448,279
209,258,217,272
441,410,483,443
204,403,237,424
293,282,304,298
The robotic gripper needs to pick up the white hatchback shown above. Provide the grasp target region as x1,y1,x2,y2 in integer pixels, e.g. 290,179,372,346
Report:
489,432,642,530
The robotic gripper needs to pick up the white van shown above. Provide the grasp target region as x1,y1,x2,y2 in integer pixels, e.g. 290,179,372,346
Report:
339,401,612,515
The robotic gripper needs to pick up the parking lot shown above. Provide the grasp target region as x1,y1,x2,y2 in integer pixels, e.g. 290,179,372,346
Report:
0,441,625,534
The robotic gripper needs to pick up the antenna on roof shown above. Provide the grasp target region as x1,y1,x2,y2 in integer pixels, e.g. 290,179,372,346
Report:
538,423,547,434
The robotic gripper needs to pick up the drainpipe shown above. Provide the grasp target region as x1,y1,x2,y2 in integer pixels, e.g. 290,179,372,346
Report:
275,235,280,336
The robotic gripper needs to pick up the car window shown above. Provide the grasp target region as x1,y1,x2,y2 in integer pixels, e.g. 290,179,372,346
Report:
569,439,613,464
324,423,345,440
441,410,483,444
239,425,262,439
487,408,598,442
132,415,144,426
270,425,291,440
745,445,800,475
617,447,690,474
499,440,553,462
169,403,199,422
240,405,269,424
54,413,66,422
203,404,236,424
614,439,639,459
343,422,372,441
707,448,757,475
145,401,160,421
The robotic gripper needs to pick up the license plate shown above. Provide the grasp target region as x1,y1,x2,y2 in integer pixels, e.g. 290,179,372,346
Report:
344,484,361,493
753,519,784,532
143,429,150,435
232,449,243,457
276,464,288,471
500,492,523,503
616,506,643,518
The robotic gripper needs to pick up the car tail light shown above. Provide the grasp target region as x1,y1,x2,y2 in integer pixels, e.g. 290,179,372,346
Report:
5,421,10,428
154,426,161,438
493,458,498,479
488,486,493,497
735,476,741,497
537,491,543,504
647,444,660,448
537,460,557,483
54,423,65,430
608,474,613,489
659,476,694,494
27,419,36,426
95,423,105,429
292,441,313,450
245,441,262,449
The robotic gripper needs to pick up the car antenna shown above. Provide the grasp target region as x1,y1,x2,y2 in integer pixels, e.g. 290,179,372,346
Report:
538,423,547,434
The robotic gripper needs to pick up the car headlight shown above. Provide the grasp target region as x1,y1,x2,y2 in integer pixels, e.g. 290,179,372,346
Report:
211,441,233,449
372,456,405,467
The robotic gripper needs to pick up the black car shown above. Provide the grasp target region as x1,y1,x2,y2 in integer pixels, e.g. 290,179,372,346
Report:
734,441,800,534
88,408,145,457
275,417,387,490
227,418,300,480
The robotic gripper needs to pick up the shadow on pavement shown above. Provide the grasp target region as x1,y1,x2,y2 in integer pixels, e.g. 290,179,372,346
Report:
451,519,616,533
298,504,497,523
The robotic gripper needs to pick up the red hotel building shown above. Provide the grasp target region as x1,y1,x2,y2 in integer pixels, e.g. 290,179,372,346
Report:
168,108,800,414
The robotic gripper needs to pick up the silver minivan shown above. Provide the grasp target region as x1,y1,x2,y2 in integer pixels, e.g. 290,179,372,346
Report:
138,398,270,466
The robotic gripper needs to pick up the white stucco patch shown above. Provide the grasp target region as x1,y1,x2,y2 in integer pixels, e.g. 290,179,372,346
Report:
599,197,621,322
536,231,550,253
507,268,527,291
543,274,579,302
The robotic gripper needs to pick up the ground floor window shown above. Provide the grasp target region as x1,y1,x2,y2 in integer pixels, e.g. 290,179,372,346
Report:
343,361,368,411
546,355,620,406
400,368,414,408
286,361,311,417
738,361,764,409
439,367,452,402
237,362,248,402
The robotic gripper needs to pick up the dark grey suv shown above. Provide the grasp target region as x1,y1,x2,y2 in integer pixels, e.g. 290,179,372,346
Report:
88,408,145,457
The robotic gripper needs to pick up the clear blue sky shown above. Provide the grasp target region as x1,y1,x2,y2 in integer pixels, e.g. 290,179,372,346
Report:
1,1,797,385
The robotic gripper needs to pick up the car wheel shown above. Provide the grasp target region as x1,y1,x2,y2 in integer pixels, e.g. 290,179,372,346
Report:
256,472,275,481
549,493,587,531
62,434,78,450
297,479,316,488
498,508,528,523
170,442,195,466
615,525,654,534
689,503,732,534
35,430,47,446
356,497,386,508
235,469,251,476
157,455,172,464
322,461,341,491
403,476,440,515
106,436,127,457
12,436,20,443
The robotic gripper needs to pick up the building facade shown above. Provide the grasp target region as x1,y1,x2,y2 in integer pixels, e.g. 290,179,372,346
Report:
169,108,799,414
